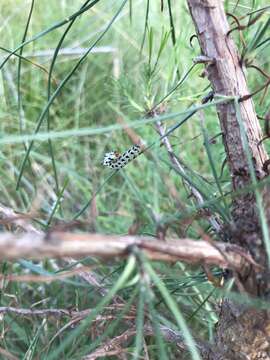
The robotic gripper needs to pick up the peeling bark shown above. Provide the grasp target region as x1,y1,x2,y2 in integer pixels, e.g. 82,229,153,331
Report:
186,1,270,359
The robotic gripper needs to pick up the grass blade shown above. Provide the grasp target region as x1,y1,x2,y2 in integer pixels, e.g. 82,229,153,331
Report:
144,260,202,360
0,0,102,70
16,0,128,189
132,281,145,359
46,0,94,195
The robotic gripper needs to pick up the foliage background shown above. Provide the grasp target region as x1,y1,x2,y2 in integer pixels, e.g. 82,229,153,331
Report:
0,0,270,358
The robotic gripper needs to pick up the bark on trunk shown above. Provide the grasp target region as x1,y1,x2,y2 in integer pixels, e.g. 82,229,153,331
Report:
186,1,270,359
187,0,269,264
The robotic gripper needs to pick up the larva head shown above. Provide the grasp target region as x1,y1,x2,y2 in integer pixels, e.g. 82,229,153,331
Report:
103,151,120,166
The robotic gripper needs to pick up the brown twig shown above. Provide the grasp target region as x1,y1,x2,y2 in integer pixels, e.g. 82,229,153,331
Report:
0,202,113,297
0,231,251,271
0,306,135,321
0,307,76,317
0,203,40,234
239,78,270,103
227,10,264,37
155,120,222,233
0,265,93,283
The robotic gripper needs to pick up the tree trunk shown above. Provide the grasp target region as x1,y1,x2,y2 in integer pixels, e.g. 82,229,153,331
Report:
186,1,270,358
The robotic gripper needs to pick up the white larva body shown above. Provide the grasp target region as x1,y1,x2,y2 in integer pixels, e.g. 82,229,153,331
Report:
103,144,141,169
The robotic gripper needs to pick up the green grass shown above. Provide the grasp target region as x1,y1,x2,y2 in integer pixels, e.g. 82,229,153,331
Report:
0,0,270,358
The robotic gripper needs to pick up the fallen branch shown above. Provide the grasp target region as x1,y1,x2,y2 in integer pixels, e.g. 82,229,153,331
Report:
0,202,112,296
0,231,252,271
0,306,135,322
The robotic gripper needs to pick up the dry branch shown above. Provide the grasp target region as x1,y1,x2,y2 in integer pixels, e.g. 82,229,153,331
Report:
0,306,135,322
0,231,252,271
